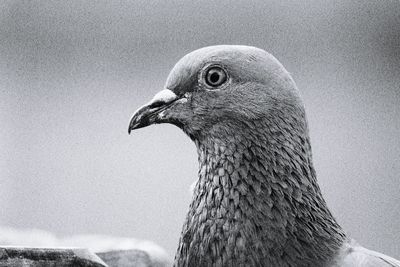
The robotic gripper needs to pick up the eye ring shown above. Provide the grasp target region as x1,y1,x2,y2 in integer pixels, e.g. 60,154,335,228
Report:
204,66,227,87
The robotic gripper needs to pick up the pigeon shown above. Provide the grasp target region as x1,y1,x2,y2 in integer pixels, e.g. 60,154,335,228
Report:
128,45,400,266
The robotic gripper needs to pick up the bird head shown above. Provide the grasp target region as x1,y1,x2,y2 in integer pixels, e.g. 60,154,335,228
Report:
129,45,305,142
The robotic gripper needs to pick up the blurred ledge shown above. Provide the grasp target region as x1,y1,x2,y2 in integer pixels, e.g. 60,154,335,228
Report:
0,247,106,266
0,226,172,267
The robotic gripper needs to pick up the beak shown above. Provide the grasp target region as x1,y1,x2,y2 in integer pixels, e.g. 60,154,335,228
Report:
128,89,178,134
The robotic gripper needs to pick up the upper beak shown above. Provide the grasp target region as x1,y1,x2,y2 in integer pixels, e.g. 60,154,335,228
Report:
128,89,178,134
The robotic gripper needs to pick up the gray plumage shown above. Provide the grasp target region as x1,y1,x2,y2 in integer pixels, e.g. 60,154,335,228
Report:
128,45,400,266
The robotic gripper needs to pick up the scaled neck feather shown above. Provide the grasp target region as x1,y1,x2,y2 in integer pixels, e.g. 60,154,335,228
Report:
175,117,347,267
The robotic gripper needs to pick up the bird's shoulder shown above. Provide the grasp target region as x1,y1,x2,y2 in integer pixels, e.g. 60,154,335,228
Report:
332,240,400,267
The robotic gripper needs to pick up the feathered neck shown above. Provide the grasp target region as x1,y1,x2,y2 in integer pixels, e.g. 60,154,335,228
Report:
174,117,347,266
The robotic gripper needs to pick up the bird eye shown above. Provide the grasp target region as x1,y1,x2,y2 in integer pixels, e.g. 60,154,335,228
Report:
205,67,227,87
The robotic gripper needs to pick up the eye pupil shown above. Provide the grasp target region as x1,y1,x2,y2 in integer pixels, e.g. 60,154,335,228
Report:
210,72,220,84
205,67,227,87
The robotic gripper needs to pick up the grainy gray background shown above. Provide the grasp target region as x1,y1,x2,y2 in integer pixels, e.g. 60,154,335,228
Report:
0,0,399,259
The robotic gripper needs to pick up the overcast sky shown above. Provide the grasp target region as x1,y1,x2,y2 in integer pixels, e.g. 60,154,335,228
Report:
1,0,399,258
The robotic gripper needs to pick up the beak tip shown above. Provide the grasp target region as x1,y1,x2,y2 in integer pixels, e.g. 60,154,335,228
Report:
128,119,142,134
128,122,137,134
